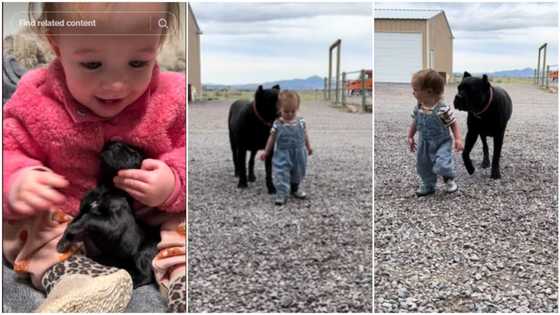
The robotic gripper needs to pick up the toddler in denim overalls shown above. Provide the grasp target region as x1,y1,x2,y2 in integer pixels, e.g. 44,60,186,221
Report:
407,69,464,196
261,91,313,205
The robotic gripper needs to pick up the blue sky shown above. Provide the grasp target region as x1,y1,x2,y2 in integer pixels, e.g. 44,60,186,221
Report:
190,3,373,85
375,2,558,73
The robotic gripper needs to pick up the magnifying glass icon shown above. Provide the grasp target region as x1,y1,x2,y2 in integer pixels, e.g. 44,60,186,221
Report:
158,18,168,29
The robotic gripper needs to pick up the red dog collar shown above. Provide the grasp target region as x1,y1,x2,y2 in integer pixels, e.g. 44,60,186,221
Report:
473,86,493,118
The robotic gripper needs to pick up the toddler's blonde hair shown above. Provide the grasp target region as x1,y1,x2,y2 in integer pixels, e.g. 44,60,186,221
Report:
411,69,445,97
278,90,301,111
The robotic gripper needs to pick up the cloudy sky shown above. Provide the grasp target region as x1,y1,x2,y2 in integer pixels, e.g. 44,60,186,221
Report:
190,3,372,85
375,2,558,73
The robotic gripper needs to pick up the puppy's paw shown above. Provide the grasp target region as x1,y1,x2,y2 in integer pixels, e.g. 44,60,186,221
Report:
480,160,490,169
490,170,501,179
248,174,256,182
267,185,276,194
238,182,248,188
465,164,475,175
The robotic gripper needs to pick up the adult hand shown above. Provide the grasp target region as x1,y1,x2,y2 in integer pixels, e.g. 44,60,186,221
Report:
114,159,175,207
9,169,68,217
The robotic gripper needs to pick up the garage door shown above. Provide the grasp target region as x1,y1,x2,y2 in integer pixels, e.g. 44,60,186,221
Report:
374,32,422,83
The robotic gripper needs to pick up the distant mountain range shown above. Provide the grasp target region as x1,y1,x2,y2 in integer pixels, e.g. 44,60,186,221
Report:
204,75,325,91
205,68,538,91
455,68,536,78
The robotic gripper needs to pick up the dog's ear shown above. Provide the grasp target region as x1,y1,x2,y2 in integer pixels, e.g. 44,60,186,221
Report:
463,71,471,78
272,84,280,90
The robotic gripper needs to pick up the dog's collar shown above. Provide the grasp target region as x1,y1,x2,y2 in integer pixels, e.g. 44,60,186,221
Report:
252,101,272,127
473,86,493,118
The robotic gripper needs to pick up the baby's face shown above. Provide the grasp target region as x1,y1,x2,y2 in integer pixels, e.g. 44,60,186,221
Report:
412,84,434,106
49,4,166,118
280,105,297,122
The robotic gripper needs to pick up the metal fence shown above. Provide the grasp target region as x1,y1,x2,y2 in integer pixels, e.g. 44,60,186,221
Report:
324,69,372,112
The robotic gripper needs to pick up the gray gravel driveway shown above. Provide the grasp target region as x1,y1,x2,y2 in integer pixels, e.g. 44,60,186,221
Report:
374,83,558,312
188,99,372,312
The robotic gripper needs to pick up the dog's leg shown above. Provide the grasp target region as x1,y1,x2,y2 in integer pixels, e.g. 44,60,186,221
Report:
237,149,248,188
265,154,276,194
462,130,478,175
230,133,239,177
491,132,505,179
248,150,256,182
480,135,490,168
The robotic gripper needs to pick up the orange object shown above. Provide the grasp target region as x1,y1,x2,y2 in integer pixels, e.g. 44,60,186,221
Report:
346,70,372,95
14,260,30,273
156,246,185,260
50,208,72,224
176,224,186,237
549,70,558,81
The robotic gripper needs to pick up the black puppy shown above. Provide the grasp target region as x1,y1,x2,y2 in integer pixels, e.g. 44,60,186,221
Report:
57,141,160,288
454,72,513,179
228,85,280,193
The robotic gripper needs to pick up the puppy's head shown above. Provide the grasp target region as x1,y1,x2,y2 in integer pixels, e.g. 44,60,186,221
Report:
453,71,491,112
254,84,281,122
100,141,144,185
56,187,134,253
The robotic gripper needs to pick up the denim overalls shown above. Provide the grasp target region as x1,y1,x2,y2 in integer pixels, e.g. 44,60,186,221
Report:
272,117,308,199
414,103,455,190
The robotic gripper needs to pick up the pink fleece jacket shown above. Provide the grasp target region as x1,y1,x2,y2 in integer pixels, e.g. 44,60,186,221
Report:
3,59,186,220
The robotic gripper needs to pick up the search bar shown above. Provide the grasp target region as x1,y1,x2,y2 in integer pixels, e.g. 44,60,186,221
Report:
13,11,177,35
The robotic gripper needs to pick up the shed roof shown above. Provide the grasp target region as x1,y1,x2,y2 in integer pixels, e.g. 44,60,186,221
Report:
374,9,442,20
374,9,453,38
188,3,202,35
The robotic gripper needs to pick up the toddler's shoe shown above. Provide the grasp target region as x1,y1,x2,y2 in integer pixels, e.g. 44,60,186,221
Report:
415,185,435,197
35,255,132,313
274,196,286,205
444,177,458,193
290,183,307,199
167,274,186,312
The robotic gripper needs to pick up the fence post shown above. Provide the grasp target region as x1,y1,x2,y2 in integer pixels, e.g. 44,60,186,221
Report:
546,65,550,89
341,72,346,106
323,77,327,101
360,69,366,112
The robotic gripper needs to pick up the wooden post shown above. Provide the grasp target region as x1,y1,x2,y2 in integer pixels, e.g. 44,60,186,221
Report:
360,69,366,112
341,72,346,106
323,77,327,100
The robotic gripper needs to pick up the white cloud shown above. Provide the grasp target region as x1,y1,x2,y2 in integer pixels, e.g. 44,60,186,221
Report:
195,4,372,84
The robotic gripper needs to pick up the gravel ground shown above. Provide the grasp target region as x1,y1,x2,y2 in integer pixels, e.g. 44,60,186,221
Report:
374,83,558,312
188,99,372,312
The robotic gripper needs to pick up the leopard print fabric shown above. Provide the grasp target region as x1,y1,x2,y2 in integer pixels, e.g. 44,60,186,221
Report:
41,255,120,294
167,275,186,312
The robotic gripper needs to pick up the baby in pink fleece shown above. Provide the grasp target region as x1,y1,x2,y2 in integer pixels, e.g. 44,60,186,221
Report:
3,3,185,312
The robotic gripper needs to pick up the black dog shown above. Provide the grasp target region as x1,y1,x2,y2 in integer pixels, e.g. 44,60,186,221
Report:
57,141,160,288
454,72,512,179
228,85,280,193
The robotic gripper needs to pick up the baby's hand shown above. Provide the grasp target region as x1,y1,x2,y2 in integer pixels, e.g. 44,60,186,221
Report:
454,139,464,152
114,159,175,207
407,137,416,152
9,169,68,217
307,147,313,155
259,153,267,161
